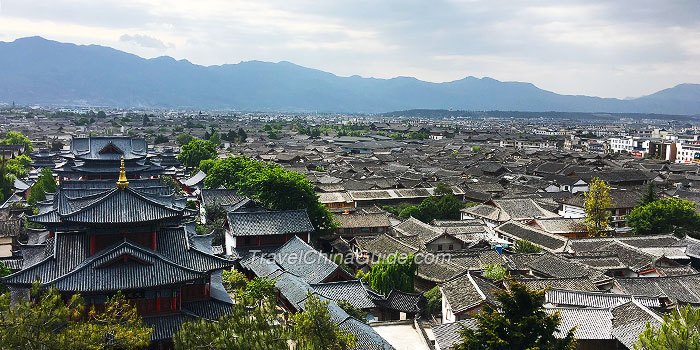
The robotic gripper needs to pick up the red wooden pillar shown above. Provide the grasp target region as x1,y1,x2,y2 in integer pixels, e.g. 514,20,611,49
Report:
155,297,161,312
178,287,182,310
257,236,261,246
89,236,96,255
151,232,157,251
49,231,54,238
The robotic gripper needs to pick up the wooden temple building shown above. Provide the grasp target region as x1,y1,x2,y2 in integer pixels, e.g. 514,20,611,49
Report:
3,155,232,347
54,136,167,181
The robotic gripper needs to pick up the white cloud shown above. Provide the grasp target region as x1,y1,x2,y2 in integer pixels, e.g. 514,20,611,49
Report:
0,0,698,98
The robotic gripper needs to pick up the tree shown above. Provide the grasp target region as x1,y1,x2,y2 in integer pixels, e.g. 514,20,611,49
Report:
5,154,32,178
0,157,14,203
174,277,289,350
422,286,442,317
454,280,576,350
627,198,700,237
0,282,151,350
203,157,336,238
198,159,217,174
472,145,481,153
398,194,463,223
63,292,152,349
237,128,248,142
292,294,356,350
514,239,543,254
483,264,507,280
337,300,366,323
38,167,57,194
27,182,46,206
434,183,453,196
634,304,700,350
176,133,194,146
639,182,660,207
436,194,463,220
222,269,248,295
0,261,10,294
361,254,416,296
1,131,33,153
209,131,221,147
584,177,612,237
178,139,217,168
153,134,168,144
96,110,107,118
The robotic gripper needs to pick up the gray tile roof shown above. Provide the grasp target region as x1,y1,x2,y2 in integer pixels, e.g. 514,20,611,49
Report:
495,221,569,252
614,274,700,304
547,307,614,340
441,272,500,314
545,288,661,309
272,236,345,284
433,319,477,350
70,136,148,161
311,280,378,310
200,189,245,207
227,209,314,236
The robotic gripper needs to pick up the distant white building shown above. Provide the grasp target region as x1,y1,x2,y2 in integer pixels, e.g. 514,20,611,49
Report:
609,136,634,153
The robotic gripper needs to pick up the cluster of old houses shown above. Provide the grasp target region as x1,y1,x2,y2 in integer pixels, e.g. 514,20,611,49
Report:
3,135,700,350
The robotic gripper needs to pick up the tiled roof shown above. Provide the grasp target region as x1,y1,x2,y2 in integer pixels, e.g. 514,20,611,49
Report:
311,280,378,310
384,290,424,313
70,137,148,161
227,209,314,237
545,289,661,308
495,221,569,252
335,213,391,229
201,189,245,207
547,307,614,340
433,319,477,350
441,272,500,314
515,277,599,292
491,198,560,220
614,274,700,304
273,236,345,284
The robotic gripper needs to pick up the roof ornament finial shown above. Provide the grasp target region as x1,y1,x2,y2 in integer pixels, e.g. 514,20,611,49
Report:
116,156,129,190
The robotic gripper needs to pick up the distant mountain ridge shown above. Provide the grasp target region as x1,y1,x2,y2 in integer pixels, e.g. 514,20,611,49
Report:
0,36,699,115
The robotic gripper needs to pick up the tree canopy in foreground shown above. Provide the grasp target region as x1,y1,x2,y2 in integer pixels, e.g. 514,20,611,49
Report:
454,280,576,350
634,304,700,350
627,197,700,238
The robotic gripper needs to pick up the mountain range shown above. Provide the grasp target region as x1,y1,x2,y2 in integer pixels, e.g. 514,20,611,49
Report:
0,36,698,115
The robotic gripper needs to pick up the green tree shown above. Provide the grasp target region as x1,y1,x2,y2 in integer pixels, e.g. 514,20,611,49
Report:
639,182,660,207
174,277,288,350
634,304,700,350
292,294,356,350
176,133,194,146
483,264,507,280
178,139,217,168
38,167,57,194
454,280,576,350
513,239,543,254
27,182,46,206
471,145,481,153
627,198,700,237
0,261,10,294
422,286,442,317
362,254,416,296
0,156,14,203
434,183,453,196
203,157,336,238
1,131,33,153
96,110,107,118
153,134,168,144
436,194,463,220
198,159,217,174
209,131,221,146
0,282,151,350
63,292,152,349
5,154,32,178
237,128,247,141
222,269,248,295
584,177,612,237
337,300,366,323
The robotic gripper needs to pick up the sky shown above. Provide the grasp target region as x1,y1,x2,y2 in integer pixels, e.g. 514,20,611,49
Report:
0,0,698,99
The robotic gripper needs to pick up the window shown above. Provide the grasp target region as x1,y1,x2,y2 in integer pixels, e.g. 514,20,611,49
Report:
448,244,454,251
437,245,443,251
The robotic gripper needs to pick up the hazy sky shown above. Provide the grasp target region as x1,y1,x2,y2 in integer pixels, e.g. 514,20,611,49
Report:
0,0,698,98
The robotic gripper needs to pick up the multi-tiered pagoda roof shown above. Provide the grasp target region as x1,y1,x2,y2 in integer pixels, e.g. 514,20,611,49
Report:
3,158,233,343
55,137,165,180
